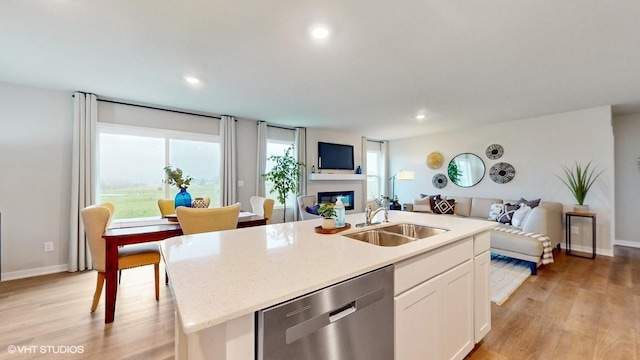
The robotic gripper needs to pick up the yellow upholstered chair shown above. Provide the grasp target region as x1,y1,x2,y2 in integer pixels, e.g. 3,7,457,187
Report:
157,199,175,217
176,203,241,235
81,203,161,312
250,196,275,224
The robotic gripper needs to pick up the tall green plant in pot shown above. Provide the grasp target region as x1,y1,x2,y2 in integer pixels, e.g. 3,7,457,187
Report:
558,161,604,212
262,145,306,223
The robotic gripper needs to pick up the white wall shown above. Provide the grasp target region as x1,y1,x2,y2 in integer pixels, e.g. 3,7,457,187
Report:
389,106,615,255
612,113,640,247
0,82,74,279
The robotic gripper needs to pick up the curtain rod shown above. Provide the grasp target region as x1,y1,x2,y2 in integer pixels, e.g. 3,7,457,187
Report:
258,122,296,131
96,98,221,120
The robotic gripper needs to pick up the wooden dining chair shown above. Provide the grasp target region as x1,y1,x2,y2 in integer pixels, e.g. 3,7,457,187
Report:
250,196,275,224
81,203,161,312
176,203,241,235
157,199,175,217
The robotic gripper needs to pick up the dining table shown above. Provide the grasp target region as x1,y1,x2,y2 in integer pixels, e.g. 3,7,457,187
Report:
101,212,267,324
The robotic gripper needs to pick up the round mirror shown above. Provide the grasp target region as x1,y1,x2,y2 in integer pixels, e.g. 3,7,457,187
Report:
448,153,486,187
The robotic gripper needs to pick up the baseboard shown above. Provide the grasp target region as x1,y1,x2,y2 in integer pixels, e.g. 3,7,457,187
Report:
558,244,613,257
614,240,640,249
1,264,69,282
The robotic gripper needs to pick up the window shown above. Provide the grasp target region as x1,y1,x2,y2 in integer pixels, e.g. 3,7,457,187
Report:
367,150,382,201
366,140,384,201
265,140,297,208
98,123,220,220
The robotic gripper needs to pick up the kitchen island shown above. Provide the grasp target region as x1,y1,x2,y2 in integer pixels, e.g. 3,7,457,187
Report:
161,210,495,360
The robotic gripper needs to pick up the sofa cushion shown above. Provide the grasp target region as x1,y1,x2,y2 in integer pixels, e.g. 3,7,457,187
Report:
470,197,503,219
491,226,544,257
488,203,505,221
415,194,440,212
433,198,455,214
516,197,541,208
511,204,531,228
497,203,519,224
447,196,471,217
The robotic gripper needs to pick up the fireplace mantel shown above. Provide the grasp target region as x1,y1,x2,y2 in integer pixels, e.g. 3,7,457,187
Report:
308,174,366,181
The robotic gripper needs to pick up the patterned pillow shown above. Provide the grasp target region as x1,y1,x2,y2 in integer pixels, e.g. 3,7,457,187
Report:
515,198,541,208
511,204,531,228
488,203,505,221
497,203,519,224
433,199,455,214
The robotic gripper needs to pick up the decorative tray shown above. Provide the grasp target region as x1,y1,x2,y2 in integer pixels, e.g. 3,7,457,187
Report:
314,223,352,234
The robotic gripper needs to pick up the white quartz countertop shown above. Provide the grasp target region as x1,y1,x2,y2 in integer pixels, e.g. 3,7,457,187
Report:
160,210,495,334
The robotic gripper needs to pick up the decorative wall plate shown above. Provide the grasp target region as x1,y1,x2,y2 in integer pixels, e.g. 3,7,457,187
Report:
432,173,448,188
485,144,504,160
489,162,515,184
427,151,444,169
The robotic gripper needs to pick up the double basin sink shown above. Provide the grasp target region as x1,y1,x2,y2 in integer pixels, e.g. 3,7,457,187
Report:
344,223,448,247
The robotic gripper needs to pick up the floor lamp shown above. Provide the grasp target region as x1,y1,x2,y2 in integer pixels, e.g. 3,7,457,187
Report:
389,170,415,208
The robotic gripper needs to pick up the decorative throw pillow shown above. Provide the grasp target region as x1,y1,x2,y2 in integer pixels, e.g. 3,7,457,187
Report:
497,203,519,224
511,204,531,228
306,204,320,215
433,198,455,214
414,196,431,206
488,203,505,221
515,197,541,208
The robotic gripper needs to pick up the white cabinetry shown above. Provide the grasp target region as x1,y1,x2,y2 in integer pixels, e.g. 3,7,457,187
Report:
474,250,491,342
395,260,473,360
394,231,491,360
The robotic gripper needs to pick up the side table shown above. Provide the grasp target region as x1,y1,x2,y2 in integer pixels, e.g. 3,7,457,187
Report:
565,211,596,259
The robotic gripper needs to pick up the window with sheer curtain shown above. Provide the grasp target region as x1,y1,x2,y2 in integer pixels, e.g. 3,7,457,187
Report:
97,123,220,220
265,126,297,209
367,141,383,201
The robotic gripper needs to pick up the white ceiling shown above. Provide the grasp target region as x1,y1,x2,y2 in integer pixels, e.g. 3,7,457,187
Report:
2,1,640,140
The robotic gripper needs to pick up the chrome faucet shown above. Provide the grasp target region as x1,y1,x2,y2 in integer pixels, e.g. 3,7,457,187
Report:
365,202,388,226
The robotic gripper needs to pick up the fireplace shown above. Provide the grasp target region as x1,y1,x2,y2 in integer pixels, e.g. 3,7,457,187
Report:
317,191,355,210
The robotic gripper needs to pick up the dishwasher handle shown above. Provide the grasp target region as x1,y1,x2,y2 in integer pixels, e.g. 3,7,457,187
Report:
329,301,357,323
285,286,385,344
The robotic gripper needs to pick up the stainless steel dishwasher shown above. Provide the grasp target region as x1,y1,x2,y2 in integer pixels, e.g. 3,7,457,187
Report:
257,265,394,360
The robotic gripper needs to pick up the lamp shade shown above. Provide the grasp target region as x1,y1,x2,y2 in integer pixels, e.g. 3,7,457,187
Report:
396,170,415,180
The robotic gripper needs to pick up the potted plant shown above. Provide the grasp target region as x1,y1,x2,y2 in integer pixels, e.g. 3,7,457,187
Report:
164,165,193,208
558,161,604,212
318,203,337,230
262,145,307,223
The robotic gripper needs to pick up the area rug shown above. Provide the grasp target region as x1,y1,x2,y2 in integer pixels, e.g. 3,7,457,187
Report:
490,254,532,306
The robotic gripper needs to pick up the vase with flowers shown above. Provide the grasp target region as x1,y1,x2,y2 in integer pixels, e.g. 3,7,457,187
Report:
164,165,194,209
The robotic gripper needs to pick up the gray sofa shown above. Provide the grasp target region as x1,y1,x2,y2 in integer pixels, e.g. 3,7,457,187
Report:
413,195,563,274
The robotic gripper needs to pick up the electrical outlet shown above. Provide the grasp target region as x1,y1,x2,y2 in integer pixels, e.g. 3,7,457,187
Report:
44,242,54,252
571,226,580,235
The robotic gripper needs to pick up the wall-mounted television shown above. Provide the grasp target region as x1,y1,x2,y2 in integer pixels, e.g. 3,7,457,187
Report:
318,142,354,170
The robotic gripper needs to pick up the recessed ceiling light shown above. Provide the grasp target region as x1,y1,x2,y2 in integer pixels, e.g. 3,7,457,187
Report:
185,76,200,84
310,25,330,40
416,114,426,120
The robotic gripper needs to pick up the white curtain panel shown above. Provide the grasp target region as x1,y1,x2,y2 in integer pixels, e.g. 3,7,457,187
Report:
295,127,307,221
361,137,368,211
68,92,97,272
255,121,267,196
220,115,237,206
382,141,390,199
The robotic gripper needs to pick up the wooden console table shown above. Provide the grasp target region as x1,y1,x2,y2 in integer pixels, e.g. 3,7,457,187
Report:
565,211,596,259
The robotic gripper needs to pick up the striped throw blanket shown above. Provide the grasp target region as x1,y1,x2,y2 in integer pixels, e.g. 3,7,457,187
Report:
492,226,554,265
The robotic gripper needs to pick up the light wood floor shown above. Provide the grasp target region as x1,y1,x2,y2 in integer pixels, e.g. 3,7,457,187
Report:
0,247,638,360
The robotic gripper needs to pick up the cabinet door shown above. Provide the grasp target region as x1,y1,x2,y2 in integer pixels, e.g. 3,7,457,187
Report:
395,275,440,360
474,251,491,342
440,260,474,360
395,260,474,360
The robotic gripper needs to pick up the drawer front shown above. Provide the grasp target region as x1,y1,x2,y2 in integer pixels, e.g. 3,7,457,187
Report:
473,231,490,255
394,237,473,296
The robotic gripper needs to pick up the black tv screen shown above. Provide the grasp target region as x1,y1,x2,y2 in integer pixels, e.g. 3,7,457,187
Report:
318,142,354,170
